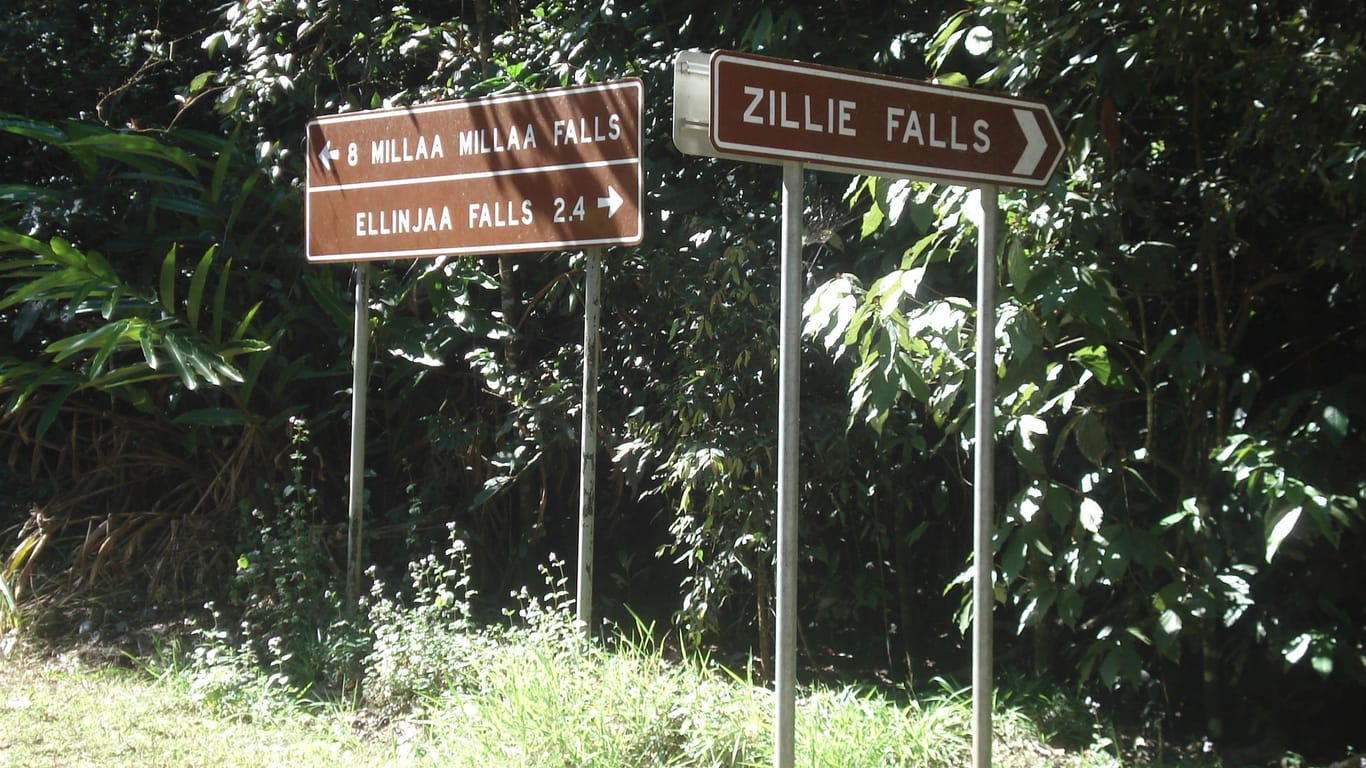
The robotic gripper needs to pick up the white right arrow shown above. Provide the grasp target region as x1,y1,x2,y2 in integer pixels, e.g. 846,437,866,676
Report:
597,185,624,218
319,141,340,171
1012,109,1046,177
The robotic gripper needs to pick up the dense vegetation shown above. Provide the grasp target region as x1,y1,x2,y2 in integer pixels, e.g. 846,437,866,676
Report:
5,588,1129,768
3,1,1362,764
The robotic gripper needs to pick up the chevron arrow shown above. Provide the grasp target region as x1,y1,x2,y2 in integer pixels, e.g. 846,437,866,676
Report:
1011,109,1047,177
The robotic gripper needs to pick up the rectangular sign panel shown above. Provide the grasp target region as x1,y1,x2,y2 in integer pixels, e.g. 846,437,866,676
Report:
306,80,642,262
707,51,1063,188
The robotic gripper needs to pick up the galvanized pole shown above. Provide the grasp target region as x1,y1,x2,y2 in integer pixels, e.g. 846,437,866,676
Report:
775,161,804,768
346,262,370,613
972,187,1000,768
577,248,603,634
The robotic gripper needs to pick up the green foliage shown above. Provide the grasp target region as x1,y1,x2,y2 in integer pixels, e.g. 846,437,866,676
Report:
0,567,19,631
0,232,262,425
158,418,364,715
230,416,365,696
4,0,1365,760
804,180,980,440
181,622,315,720
0,116,270,423
322,546,1125,766
0,2,206,127
614,240,783,644
805,0,1366,746
363,522,486,713
0,114,294,609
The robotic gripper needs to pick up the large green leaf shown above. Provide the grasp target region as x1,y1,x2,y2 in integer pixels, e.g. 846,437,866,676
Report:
187,245,218,332
160,244,178,315
64,132,198,174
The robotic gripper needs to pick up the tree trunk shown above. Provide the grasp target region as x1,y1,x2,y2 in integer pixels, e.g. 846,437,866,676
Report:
1203,621,1223,740
892,496,916,682
756,549,773,682
497,254,522,373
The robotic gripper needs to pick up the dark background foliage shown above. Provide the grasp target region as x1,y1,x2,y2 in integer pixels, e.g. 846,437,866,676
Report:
3,0,1362,761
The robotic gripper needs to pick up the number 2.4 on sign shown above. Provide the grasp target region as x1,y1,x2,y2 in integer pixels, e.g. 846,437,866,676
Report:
554,196,586,223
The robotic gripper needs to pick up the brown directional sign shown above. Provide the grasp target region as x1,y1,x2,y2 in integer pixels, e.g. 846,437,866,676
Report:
708,51,1063,188
306,80,642,263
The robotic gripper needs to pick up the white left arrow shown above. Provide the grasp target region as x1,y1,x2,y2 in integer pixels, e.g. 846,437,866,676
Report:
597,185,624,218
319,141,341,171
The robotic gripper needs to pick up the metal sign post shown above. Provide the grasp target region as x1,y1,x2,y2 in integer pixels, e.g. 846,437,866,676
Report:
774,161,804,768
346,262,370,611
972,187,1000,768
577,248,603,632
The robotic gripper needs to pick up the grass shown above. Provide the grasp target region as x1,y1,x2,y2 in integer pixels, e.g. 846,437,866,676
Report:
0,644,383,767
0,547,1150,768
0,618,1134,768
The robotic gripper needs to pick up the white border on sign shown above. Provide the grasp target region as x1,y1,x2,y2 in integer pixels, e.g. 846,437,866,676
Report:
307,157,638,194
306,232,641,263
308,80,640,126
